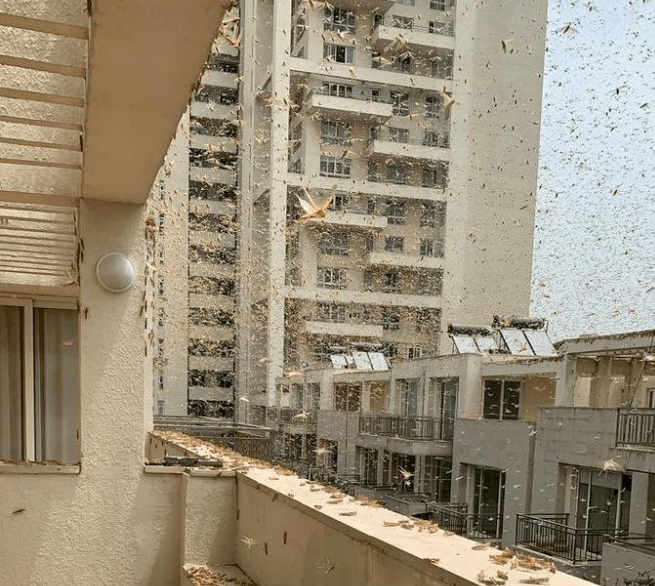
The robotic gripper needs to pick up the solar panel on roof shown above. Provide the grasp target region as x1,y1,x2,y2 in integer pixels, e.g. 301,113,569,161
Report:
352,351,373,370
452,335,479,354
500,328,534,356
368,352,389,371
524,329,557,356
329,355,347,368
475,335,498,352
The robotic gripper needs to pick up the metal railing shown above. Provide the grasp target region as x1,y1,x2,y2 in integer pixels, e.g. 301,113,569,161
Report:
606,535,655,556
278,408,315,424
359,414,452,440
616,409,655,447
307,88,393,104
369,131,450,148
516,513,625,564
432,503,502,540
376,17,454,37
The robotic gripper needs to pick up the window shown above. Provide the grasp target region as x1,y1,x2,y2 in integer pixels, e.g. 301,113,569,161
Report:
386,165,408,185
371,89,381,102
0,302,79,463
324,6,355,33
318,267,348,289
381,308,401,330
330,194,350,211
158,276,165,295
421,202,446,227
188,276,235,296
189,307,234,327
188,339,235,358
367,199,377,214
368,162,380,182
423,131,449,148
323,43,354,64
425,95,445,118
431,50,454,77
388,127,409,143
335,384,361,412
397,0,415,5
321,120,352,145
158,213,165,234
189,245,236,265
189,182,237,202
393,54,412,73
408,346,424,359
385,236,404,252
420,238,444,257
416,308,441,333
391,92,410,116
316,303,347,322
386,200,406,224
382,271,401,293
322,82,353,97
422,166,448,188
318,231,351,255
320,156,351,178
430,0,453,9
483,380,521,420
365,233,375,252
189,212,233,232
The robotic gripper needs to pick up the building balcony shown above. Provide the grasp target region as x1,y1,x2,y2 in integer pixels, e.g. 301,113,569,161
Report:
200,69,239,90
516,513,624,565
189,164,236,185
616,408,655,448
308,210,387,231
188,385,233,402
368,251,444,270
432,503,502,542
190,100,237,120
286,286,442,310
304,90,393,123
357,414,453,456
367,134,451,163
190,133,238,154
371,20,455,53
286,172,445,202
304,320,384,338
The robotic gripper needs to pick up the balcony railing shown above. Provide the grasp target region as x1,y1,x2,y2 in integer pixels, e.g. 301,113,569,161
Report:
359,415,453,440
616,408,655,447
432,503,502,540
376,18,454,37
307,88,393,104
516,513,625,564
279,408,315,424
369,131,450,148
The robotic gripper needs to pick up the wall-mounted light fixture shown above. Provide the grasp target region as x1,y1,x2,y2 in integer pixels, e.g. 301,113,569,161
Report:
95,252,137,293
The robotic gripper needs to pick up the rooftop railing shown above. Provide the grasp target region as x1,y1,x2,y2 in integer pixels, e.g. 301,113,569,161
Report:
307,88,393,104
516,513,625,564
359,414,453,440
369,130,450,148
432,503,502,540
616,408,655,448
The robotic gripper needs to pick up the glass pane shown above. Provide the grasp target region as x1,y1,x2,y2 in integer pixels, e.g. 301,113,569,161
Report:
0,305,23,460
34,308,79,463
502,381,521,420
483,380,502,419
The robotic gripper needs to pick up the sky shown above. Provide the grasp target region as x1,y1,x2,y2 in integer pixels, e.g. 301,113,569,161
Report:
531,0,655,341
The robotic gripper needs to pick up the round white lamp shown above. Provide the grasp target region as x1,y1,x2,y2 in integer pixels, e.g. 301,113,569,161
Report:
95,252,137,293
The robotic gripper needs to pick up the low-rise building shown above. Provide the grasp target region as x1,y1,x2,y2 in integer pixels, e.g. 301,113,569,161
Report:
271,324,655,583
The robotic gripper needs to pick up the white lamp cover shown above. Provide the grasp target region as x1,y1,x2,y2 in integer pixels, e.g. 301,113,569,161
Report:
95,252,137,293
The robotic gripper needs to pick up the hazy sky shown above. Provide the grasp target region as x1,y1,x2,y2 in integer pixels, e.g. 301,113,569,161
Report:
531,0,655,341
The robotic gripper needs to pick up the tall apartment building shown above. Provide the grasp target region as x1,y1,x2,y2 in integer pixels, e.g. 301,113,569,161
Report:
151,8,241,417
236,0,548,411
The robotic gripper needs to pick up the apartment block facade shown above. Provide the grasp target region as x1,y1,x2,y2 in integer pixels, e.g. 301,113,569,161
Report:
269,327,655,584
151,11,241,417
237,0,548,411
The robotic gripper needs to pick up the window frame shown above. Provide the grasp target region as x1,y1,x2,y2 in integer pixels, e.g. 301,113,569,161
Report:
0,297,79,464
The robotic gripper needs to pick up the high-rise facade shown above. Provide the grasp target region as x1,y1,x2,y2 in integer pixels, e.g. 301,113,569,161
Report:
236,0,548,411
151,7,241,417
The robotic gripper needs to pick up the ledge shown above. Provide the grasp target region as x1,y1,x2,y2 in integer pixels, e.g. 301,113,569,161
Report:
0,461,80,474
143,464,236,478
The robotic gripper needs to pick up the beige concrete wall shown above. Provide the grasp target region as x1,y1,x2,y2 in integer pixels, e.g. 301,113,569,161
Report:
0,201,183,586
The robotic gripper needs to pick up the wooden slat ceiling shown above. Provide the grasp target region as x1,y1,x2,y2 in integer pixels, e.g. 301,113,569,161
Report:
0,0,85,286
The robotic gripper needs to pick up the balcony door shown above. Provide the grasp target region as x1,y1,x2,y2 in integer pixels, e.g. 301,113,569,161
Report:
574,468,631,543
472,466,505,539
400,379,420,417
427,378,458,439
